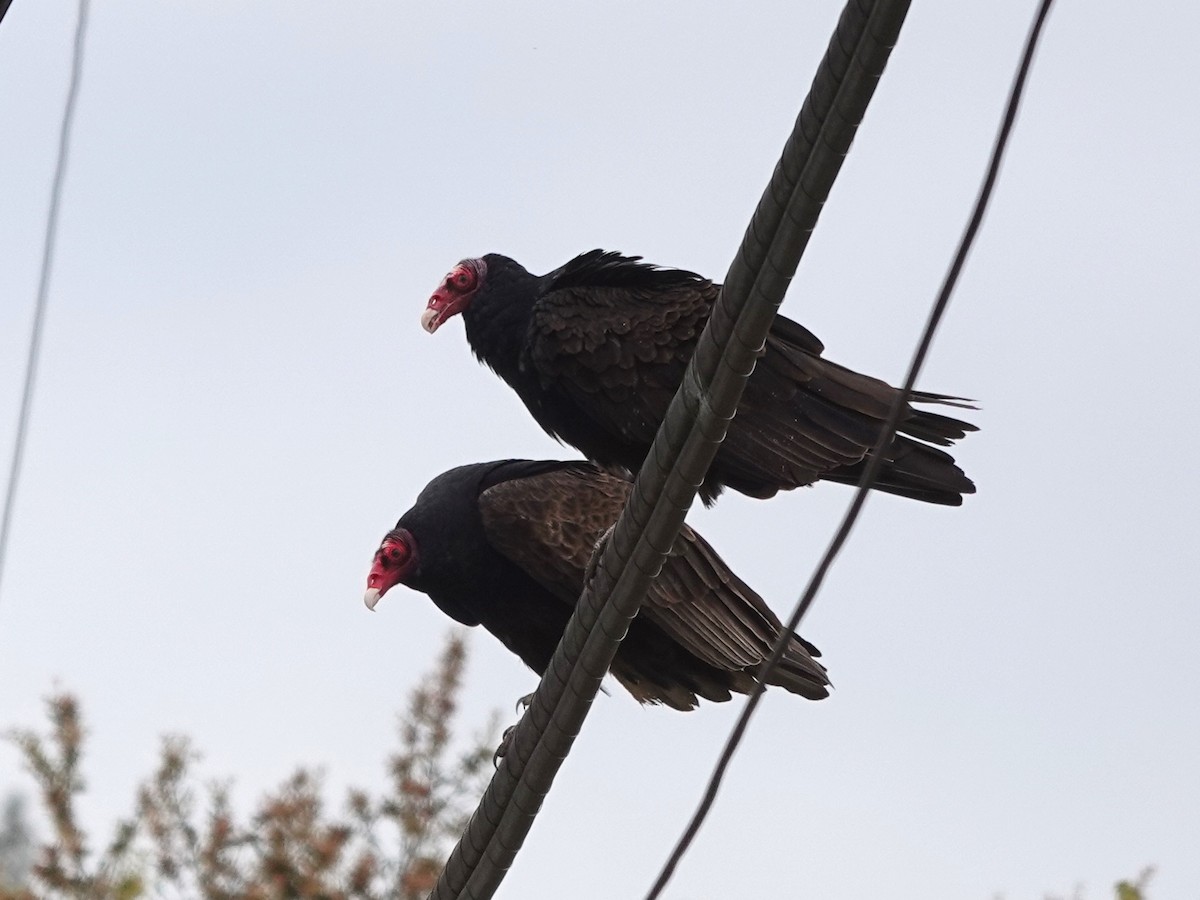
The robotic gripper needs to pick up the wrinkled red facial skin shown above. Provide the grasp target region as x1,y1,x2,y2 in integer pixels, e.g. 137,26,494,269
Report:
366,528,419,599
422,257,487,333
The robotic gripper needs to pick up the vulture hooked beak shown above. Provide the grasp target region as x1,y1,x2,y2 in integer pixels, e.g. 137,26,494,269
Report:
363,530,418,610
363,559,394,611
421,258,487,333
420,303,446,334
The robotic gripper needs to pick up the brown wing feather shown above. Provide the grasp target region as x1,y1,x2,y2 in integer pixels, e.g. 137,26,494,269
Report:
478,465,624,601
477,465,828,700
721,334,976,501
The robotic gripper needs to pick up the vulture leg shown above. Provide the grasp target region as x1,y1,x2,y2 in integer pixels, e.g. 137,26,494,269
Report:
584,524,616,586
492,692,537,767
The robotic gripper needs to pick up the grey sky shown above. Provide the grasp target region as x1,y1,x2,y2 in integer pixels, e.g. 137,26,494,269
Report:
2,2,1197,898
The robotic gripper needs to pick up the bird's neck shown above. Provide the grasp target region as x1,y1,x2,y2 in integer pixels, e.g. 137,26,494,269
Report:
463,261,543,385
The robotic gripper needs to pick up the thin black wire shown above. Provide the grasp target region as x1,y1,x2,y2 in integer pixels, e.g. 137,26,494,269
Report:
0,0,90,605
644,1,1056,896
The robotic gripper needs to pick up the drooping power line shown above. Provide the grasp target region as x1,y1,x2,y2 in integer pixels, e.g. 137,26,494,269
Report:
0,0,90,606
643,1,1058,896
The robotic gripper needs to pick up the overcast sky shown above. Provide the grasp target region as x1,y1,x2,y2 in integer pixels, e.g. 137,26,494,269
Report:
2,2,1198,898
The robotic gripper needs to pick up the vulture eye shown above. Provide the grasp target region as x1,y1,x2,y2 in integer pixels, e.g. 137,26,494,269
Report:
451,267,477,292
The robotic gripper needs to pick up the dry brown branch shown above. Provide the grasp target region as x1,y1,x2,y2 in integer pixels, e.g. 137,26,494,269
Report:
3,631,493,900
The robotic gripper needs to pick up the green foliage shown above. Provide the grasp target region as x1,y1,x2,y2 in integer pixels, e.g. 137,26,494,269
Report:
1034,866,1156,900
1114,867,1154,900
2,632,495,900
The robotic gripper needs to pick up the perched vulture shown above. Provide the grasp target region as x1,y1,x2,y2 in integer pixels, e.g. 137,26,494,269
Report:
364,459,829,710
421,250,977,506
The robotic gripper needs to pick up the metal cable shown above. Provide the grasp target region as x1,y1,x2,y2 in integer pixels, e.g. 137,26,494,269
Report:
0,0,90,607
429,2,912,897
644,2,1057,895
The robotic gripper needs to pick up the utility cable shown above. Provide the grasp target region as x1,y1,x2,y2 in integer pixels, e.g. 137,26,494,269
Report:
643,2,1057,896
0,0,90,606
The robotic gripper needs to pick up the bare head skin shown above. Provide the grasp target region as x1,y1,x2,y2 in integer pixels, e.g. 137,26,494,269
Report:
363,527,419,610
421,257,488,333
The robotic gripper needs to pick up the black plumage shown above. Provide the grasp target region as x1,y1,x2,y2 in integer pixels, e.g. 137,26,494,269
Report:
364,460,829,710
421,250,977,506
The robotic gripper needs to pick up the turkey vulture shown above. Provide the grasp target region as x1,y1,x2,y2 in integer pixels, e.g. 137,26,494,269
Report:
364,459,829,710
421,250,977,506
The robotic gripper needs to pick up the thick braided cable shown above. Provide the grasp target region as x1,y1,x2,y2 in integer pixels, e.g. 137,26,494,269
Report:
430,3,911,897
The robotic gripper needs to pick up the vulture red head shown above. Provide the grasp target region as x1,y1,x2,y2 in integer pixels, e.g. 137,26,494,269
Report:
363,527,419,610
421,257,488,333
